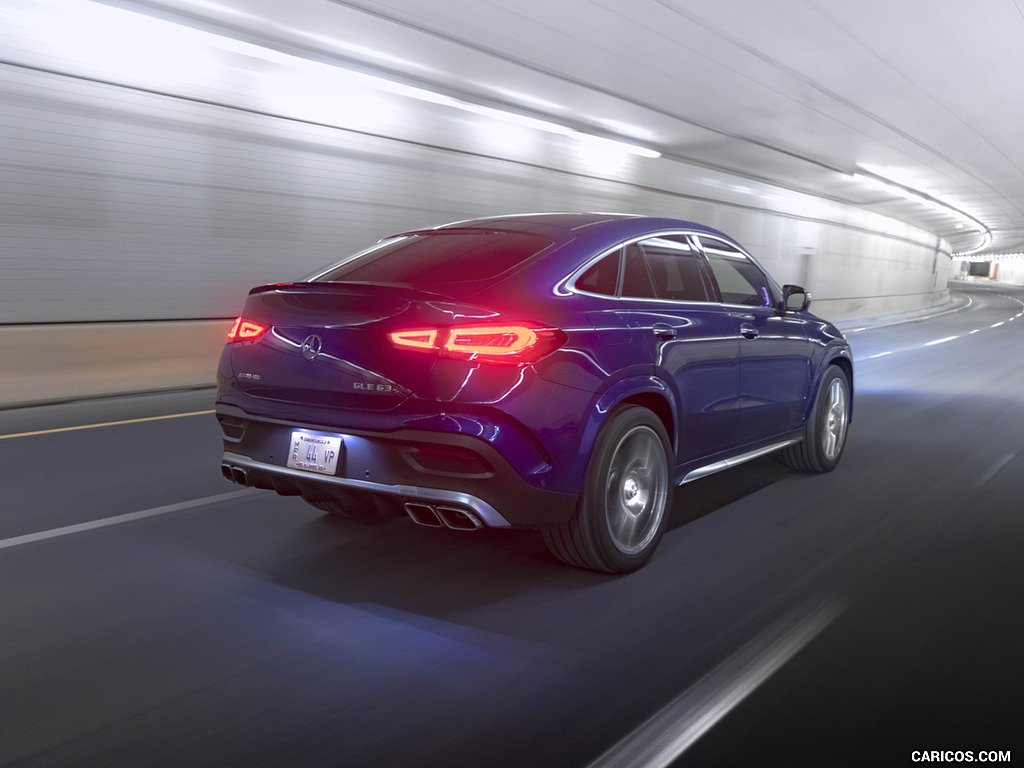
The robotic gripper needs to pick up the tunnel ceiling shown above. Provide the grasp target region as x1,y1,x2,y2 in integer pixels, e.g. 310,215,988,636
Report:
109,0,1024,255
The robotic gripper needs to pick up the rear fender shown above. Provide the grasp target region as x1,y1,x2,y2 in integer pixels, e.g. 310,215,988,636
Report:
570,375,676,482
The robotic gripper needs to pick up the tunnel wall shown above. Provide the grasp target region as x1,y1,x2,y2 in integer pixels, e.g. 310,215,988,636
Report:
0,17,951,406
993,261,1024,284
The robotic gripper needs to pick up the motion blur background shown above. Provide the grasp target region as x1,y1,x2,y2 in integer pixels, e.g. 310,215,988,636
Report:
5,4,1024,766
4,0,1023,405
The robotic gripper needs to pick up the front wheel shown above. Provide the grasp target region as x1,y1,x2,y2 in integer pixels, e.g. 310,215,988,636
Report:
779,365,850,473
543,405,673,573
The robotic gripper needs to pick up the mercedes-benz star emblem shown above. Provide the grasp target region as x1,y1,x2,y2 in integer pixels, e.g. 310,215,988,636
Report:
300,334,323,361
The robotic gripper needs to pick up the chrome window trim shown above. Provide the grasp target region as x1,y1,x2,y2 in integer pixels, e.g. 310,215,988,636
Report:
563,229,717,303
563,242,625,300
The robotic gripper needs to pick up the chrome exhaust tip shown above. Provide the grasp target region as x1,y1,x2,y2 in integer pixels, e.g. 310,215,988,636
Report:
435,505,483,531
222,464,250,486
404,502,483,530
404,502,443,528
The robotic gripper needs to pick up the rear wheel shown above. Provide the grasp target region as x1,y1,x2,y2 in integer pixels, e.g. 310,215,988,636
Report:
543,405,673,573
779,365,850,472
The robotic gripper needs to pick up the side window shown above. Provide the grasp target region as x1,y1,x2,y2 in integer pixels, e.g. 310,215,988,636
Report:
621,243,657,298
575,250,620,296
699,237,774,307
638,236,708,302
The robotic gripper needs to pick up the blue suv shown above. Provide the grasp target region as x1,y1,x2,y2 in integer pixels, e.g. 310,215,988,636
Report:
217,213,852,572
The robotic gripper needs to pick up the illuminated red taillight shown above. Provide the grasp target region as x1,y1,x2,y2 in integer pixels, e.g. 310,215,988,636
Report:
389,329,438,350
444,326,538,356
389,324,563,363
226,316,269,343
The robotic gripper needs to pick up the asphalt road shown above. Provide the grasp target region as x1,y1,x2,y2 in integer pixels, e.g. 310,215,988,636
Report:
1,281,1021,768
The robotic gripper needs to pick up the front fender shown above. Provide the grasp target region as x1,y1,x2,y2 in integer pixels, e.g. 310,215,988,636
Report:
809,343,854,422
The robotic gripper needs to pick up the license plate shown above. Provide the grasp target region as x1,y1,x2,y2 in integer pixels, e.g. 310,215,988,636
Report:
287,431,343,475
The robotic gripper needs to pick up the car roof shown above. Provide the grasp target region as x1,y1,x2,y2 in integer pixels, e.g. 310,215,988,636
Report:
432,212,642,232
388,212,736,248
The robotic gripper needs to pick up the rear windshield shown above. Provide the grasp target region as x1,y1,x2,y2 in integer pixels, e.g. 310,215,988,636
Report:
311,231,554,284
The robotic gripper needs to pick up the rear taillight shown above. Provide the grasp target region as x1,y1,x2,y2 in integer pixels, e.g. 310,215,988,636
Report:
445,326,538,356
226,316,269,343
389,324,564,363
389,329,439,350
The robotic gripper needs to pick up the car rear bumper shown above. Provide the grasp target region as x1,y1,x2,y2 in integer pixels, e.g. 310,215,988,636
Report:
216,403,578,528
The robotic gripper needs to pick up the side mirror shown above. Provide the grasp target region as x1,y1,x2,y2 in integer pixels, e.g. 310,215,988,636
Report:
782,284,811,313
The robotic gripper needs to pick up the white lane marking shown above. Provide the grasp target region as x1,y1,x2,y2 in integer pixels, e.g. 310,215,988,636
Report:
991,322,1005,328
842,296,973,333
0,489,258,551
969,329,981,334
867,351,894,359
974,454,1015,488
0,410,216,441
924,336,959,346
586,600,843,768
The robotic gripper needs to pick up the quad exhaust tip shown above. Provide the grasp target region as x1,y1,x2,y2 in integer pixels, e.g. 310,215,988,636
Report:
404,502,483,531
221,463,250,487
218,471,482,529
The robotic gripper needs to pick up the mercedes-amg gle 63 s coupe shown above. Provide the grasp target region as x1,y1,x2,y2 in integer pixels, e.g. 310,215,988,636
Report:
217,213,852,572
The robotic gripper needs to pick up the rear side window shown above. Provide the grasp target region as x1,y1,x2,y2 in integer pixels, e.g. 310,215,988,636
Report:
575,250,621,296
619,236,708,302
312,231,553,284
621,243,657,298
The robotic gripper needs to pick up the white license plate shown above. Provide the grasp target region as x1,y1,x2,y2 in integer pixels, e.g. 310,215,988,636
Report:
286,431,343,475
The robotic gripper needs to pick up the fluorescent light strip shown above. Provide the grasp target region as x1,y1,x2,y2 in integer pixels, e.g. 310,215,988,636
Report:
961,252,1024,261
324,70,662,156
954,231,992,257
851,171,990,255
40,0,660,160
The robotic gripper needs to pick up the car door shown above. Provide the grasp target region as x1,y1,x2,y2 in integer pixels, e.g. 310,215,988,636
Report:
695,235,812,447
617,235,741,465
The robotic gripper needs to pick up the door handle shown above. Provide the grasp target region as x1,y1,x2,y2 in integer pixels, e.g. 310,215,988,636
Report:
652,323,677,340
739,323,759,340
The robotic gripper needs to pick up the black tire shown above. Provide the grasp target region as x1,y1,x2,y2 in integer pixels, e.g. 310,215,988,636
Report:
543,405,673,573
779,365,850,473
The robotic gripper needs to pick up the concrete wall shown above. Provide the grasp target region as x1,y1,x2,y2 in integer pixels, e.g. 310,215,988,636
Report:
0,321,227,406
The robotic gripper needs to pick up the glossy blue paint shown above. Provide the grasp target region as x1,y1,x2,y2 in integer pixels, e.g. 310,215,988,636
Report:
216,213,852,528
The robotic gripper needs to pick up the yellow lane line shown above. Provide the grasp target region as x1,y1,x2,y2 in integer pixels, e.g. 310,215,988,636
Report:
0,410,216,440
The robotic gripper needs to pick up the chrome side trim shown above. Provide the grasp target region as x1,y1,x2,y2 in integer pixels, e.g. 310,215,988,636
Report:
222,452,511,527
678,439,799,485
